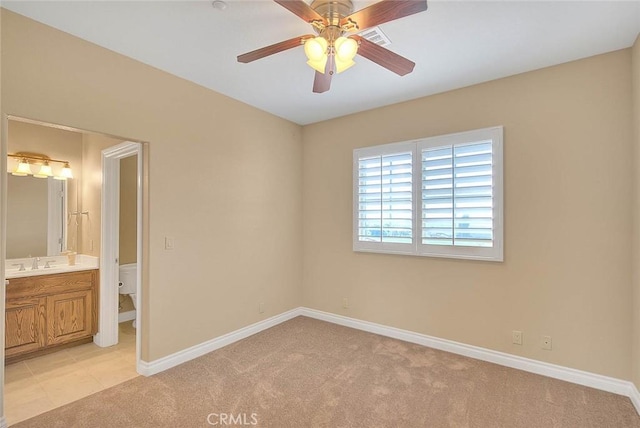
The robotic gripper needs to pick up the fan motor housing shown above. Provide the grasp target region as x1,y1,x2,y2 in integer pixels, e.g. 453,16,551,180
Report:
311,0,354,24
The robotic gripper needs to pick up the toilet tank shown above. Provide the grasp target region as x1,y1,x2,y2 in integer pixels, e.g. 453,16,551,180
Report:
118,263,137,295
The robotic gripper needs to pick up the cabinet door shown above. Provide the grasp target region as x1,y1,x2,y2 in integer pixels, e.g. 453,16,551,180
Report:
5,297,46,358
46,290,94,346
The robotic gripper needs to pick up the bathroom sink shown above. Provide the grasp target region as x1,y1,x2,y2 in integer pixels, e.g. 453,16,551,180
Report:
5,255,99,279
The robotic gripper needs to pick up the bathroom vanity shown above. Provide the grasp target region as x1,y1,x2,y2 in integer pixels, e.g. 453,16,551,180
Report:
4,257,99,363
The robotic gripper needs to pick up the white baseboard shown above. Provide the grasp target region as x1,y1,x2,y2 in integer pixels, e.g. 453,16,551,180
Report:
0,415,7,428
135,305,640,416
630,383,640,415
137,308,302,376
118,310,136,323
299,307,640,414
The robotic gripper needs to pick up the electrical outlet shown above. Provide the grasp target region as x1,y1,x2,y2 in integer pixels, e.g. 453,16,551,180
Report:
342,298,349,309
512,330,523,345
259,302,265,314
542,335,552,350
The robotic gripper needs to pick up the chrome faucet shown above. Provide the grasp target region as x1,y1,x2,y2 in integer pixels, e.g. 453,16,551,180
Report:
12,263,25,272
31,257,40,270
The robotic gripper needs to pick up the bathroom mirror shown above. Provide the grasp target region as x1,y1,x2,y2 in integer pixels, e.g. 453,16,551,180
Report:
6,119,82,259
6,174,66,258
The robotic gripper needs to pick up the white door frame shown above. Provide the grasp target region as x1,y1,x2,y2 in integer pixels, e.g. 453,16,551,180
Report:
97,141,143,372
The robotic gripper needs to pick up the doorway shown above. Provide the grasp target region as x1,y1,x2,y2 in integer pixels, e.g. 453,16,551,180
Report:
98,142,143,370
1,116,147,424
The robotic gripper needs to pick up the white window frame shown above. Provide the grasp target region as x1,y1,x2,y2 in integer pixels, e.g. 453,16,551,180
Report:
353,126,504,262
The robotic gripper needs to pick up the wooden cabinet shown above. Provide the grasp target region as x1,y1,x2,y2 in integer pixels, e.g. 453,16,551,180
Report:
5,270,98,363
5,297,46,358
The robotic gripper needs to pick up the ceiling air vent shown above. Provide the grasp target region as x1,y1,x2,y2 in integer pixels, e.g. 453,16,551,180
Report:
357,26,391,47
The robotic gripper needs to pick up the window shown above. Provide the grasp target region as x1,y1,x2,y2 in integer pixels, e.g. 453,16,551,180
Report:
353,127,503,261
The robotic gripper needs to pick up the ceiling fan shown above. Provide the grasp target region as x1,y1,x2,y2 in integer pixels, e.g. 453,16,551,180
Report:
237,0,428,93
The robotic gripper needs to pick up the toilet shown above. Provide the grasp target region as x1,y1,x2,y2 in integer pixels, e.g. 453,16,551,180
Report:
118,263,137,328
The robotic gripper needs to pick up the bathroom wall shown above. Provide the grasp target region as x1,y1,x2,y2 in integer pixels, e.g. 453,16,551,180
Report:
119,155,137,265
119,154,137,314
80,133,124,257
6,120,83,255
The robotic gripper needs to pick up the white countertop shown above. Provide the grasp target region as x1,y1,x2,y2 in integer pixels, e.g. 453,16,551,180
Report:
5,255,99,279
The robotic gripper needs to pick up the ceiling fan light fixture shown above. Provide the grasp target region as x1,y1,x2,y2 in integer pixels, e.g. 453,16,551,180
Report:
335,36,358,62
304,37,328,62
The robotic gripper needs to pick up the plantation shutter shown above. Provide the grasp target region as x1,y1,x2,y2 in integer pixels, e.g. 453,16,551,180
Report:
354,143,414,253
421,141,494,248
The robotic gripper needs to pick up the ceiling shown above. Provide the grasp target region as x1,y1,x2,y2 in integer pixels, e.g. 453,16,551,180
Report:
3,1,640,125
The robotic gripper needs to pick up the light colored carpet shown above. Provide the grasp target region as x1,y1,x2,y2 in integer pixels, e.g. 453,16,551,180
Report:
13,316,640,427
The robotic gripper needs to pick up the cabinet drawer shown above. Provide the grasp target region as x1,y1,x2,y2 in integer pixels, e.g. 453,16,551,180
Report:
6,270,96,300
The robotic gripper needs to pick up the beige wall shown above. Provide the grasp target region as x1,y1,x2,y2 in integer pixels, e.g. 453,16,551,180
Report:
1,10,303,361
7,120,83,253
119,155,137,265
80,133,123,257
303,50,633,379
632,34,640,389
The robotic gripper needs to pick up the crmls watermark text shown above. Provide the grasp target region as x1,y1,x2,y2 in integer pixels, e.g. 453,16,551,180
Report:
206,412,258,426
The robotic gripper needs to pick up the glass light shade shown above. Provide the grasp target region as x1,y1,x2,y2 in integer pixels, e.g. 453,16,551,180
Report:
33,162,53,178
335,37,358,62
304,37,328,61
57,163,73,180
307,56,328,73
60,163,73,179
12,159,31,176
335,57,355,74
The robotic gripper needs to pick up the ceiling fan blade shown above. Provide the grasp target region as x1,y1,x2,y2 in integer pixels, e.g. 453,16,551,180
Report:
313,55,335,93
313,71,331,93
274,0,326,23
352,35,415,76
340,0,428,31
237,35,314,63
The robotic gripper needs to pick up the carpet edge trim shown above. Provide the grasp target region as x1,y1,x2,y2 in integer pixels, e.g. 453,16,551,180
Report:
137,308,302,376
299,308,639,407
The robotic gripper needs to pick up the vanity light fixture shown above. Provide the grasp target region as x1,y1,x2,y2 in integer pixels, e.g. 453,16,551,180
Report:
8,152,73,180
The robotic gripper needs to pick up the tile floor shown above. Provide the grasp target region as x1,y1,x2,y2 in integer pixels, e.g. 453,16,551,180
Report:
4,322,138,426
